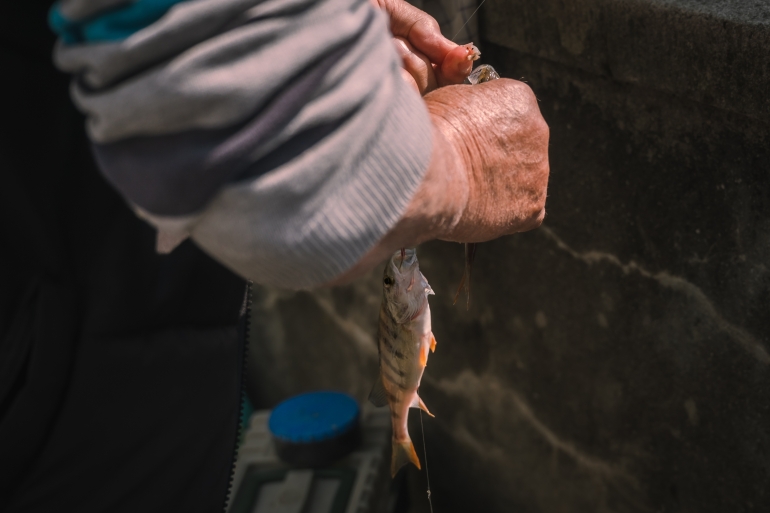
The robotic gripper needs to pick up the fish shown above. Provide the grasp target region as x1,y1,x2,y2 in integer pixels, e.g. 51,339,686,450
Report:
369,248,437,477
453,64,501,310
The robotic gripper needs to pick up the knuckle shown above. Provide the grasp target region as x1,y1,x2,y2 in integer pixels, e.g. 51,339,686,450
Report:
501,80,547,130
425,15,440,33
523,202,546,231
514,79,536,98
504,79,537,105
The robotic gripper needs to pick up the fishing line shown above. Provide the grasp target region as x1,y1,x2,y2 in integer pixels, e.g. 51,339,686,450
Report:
407,6,487,513
418,389,434,513
450,0,487,43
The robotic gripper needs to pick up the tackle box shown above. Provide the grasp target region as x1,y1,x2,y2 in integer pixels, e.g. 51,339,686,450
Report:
227,403,396,513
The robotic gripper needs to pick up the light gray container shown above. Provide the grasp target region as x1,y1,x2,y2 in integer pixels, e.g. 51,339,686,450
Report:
227,405,395,513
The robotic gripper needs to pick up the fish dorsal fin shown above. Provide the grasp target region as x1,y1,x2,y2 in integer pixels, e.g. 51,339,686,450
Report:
368,373,388,407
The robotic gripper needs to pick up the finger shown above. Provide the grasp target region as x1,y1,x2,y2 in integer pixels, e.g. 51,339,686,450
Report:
394,37,438,95
400,67,420,94
376,0,456,65
437,43,480,86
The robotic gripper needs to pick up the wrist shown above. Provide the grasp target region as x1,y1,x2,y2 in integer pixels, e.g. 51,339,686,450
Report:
323,107,469,287
424,90,477,241
419,116,470,241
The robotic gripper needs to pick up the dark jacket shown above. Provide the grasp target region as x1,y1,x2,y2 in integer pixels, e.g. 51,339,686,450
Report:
0,2,247,510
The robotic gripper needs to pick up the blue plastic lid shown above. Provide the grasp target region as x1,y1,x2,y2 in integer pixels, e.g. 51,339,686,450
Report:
269,391,360,443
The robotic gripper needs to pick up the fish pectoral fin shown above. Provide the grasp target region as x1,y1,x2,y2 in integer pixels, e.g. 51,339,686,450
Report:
391,439,421,477
430,333,437,353
421,272,434,295
368,373,389,408
410,394,435,417
419,347,427,367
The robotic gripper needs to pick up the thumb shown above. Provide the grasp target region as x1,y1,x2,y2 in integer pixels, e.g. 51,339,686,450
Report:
437,43,480,86
380,0,456,64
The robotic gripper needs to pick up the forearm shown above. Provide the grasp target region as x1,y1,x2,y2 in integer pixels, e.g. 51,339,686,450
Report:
326,120,467,285
51,0,440,290
50,0,547,290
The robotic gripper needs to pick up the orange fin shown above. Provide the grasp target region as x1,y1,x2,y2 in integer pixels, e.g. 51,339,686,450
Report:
419,345,427,367
391,439,421,477
430,334,437,353
410,394,435,417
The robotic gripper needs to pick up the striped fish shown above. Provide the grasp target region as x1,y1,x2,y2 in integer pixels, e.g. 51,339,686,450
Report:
369,248,436,477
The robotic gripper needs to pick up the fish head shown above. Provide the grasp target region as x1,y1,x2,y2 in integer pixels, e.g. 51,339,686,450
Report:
382,248,433,324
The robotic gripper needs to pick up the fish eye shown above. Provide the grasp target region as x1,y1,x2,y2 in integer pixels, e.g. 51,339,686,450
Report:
383,276,394,286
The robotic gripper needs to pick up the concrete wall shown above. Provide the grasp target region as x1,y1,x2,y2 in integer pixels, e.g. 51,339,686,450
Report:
246,1,770,511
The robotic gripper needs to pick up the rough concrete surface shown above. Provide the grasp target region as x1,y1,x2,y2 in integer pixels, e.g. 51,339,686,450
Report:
483,0,770,121
246,1,770,512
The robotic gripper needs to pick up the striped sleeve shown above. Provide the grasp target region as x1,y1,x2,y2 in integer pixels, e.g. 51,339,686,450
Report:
50,0,433,289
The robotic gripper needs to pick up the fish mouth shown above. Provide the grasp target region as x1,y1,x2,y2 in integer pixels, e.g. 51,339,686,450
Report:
391,248,417,271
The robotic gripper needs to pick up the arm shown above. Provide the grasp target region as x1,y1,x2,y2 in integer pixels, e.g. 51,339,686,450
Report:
50,0,548,290
50,0,438,289
329,78,550,285
330,0,550,284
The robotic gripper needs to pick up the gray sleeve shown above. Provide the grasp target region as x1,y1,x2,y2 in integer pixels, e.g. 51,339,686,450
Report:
53,0,434,289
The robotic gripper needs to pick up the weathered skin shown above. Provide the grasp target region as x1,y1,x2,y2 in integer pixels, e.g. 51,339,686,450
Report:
370,248,436,477
453,64,502,309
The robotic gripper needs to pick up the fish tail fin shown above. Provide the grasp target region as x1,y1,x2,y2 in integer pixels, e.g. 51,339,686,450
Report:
391,438,421,477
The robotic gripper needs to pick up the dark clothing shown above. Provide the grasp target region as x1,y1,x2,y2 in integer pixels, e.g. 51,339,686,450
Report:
0,2,247,510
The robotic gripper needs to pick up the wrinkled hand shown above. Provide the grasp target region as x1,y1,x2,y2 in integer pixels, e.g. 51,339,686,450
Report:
370,0,478,94
369,1,548,238
328,2,549,286
426,79,550,242
328,77,550,286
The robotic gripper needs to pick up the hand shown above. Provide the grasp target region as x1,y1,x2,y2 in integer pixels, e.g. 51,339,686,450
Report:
426,79,550,242
370,0,479,94
327,78,549,285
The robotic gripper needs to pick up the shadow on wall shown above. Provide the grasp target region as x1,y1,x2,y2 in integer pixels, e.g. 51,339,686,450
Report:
247,1,770,512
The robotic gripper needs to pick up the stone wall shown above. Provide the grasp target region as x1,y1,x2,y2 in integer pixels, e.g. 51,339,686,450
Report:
246,1,770,511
